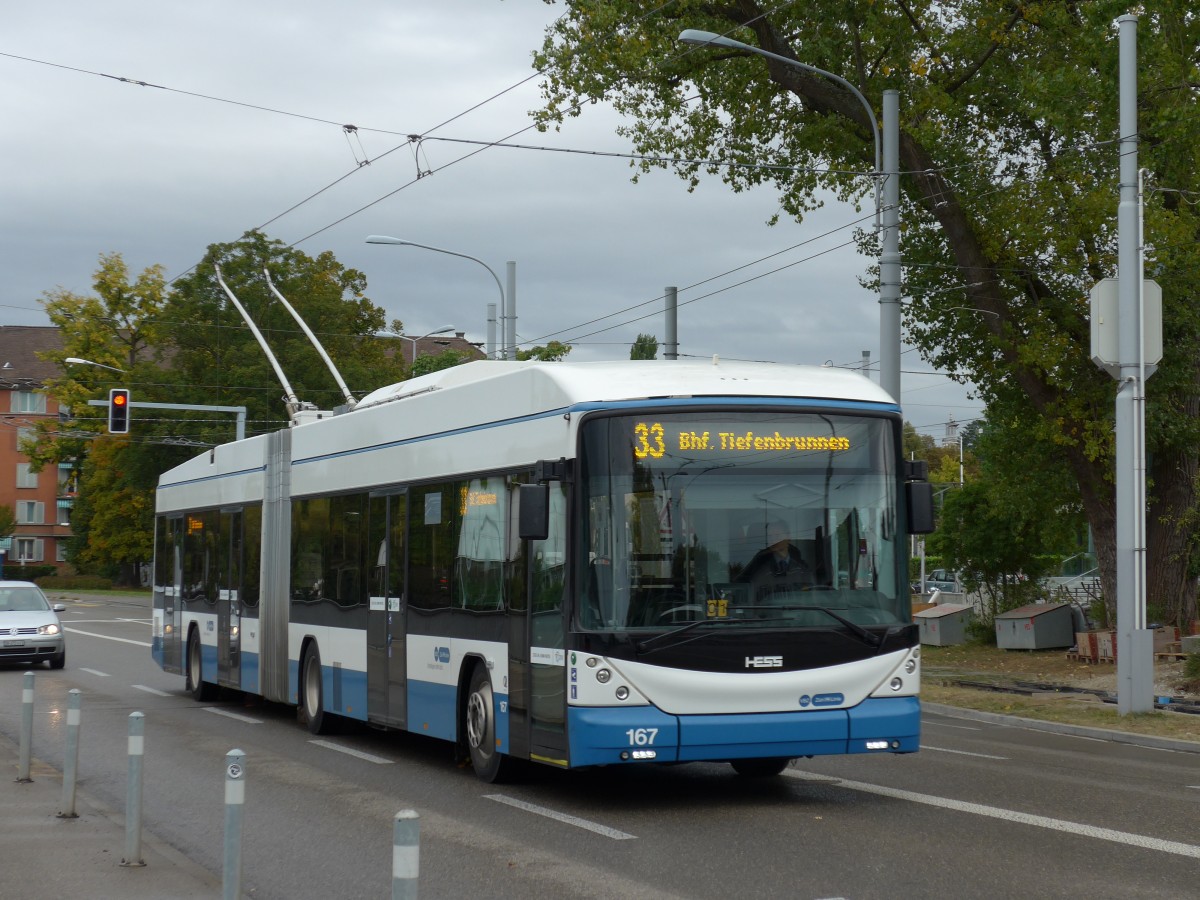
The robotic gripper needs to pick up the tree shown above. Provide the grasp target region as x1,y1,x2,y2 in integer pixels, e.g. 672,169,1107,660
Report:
630,333,659,359
533,1,1200,627
517,341,573,361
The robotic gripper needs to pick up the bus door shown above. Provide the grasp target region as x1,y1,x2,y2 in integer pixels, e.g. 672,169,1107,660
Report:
528,483,568,762
156,516,185,674
216,509,242,688
367,491,407,727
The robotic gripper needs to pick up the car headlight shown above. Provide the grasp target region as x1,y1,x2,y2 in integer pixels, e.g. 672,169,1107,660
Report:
39,623,61,636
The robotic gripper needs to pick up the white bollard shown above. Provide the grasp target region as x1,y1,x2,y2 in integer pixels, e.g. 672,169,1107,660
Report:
58,689,83,818
121,712,146,867
224,749,246,900
16,671,35,783
392,809,420,900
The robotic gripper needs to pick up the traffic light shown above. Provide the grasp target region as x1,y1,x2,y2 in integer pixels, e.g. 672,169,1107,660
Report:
108,388,130,433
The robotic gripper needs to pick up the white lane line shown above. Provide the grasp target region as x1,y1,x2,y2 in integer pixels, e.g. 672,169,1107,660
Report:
486,794,636,840
923,720,982,731
78,667,109,677
920,745,1009,760
788,770,1200,859
203,707,264,725
308,739,394,764
64,626,151,648
132,685,172,697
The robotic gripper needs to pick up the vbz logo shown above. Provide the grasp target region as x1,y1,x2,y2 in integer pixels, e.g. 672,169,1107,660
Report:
745,655,783,668
433,646,451,664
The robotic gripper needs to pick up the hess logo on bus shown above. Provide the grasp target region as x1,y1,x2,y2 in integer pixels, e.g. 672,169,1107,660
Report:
745,655,783,668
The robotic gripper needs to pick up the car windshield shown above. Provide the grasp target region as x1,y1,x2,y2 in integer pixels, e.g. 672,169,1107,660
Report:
0,587,51,613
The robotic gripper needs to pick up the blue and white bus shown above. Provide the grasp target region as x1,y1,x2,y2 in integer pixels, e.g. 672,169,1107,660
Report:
152,360,933,780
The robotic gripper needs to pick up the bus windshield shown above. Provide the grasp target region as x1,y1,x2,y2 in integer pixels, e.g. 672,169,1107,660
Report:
576,410,904,632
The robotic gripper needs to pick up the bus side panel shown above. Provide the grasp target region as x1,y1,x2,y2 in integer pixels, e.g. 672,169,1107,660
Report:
240,616,260,695
288,624,369,721
406,635,509,749
259,429,292,704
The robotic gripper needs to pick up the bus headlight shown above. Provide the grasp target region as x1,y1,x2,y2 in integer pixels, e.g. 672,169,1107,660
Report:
615,686,629,701
905,658,917,674
890,677,903,692
596,668,612,684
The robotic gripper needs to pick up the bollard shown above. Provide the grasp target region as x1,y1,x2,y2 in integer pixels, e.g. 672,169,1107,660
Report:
121,712,146,867
223,749,246,900
58,689,83,818
16,671,34,783
392,809,420,900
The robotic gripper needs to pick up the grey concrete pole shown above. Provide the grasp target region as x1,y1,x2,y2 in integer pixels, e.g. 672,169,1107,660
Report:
487,303,497,360
58,689,82,818
1115,14,1153,714
392,809,420,899
121,712,146,867
224,749,246,900
16,670,34,782
880,90,902,403
664,287,678,360
505,262,517,360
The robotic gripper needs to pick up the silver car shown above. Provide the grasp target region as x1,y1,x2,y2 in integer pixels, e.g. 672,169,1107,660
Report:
0,581,66,669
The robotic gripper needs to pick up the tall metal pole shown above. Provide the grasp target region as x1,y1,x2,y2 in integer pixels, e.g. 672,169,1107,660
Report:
880,90,902,402
664,286,678,360
1115,14,1153,714
505,262,517,360
486,303,497,360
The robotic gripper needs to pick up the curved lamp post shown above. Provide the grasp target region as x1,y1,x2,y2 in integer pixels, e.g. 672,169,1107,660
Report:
378,326,457,367
64,356,125,373
366,235,509,360
677,30,901,402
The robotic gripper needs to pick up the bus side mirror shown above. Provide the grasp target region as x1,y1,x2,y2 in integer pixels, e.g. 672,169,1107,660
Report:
906,481,935,535
518,483,549,541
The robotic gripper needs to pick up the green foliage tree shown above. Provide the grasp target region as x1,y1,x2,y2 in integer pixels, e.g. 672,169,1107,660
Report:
517,341,573,361
0,504,15,542
412,349,472,377
630,333,658,359
533,1,1200,627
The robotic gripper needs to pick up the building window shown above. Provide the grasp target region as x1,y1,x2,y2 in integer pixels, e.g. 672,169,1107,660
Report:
11,391,47,414
56,541,68,563
16,464,38,489
15,538,43,563
16,501,43,525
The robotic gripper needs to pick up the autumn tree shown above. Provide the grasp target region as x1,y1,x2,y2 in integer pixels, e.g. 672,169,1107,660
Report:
533,1,1200,627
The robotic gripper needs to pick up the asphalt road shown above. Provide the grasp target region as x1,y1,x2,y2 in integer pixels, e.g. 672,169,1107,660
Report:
3,593,1198,899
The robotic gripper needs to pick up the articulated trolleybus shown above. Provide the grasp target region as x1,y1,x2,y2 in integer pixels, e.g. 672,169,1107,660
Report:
152,359,934,781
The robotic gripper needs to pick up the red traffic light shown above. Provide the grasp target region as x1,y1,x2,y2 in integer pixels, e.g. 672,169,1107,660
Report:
108,388,130,433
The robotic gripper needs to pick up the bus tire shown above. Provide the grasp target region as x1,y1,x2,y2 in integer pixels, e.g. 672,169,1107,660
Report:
464,662,509,783
301,644,331,735
730,757,791,778
186,628,217,701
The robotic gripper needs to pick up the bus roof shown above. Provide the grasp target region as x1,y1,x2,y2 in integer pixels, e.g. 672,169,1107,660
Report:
354,359,896,412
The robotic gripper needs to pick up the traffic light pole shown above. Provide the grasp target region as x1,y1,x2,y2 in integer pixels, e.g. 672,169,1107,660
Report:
88,400,247,441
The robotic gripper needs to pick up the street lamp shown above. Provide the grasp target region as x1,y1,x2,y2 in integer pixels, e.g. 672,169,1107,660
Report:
366,235,510,360
64,357,125,373
377,326,456,367
677,30,901,402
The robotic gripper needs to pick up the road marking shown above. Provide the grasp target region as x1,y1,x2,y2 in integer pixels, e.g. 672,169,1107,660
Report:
924,720,982,732
203,707,263,725
64,626,151,648
132,685,172,697
788,769,1200,859
486,794,636,840
920,745,1009,760
78,667,109,677
308,739,393,764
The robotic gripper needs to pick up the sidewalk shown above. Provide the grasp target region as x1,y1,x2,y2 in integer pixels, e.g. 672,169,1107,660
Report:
1,731,223,899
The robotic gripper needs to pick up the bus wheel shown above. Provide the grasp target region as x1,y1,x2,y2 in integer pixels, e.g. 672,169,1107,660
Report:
730,757,791,778
186,629,216,701
464,663,509,783
301,644,331,735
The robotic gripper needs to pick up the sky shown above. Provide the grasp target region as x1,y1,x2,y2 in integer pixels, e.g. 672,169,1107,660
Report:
0,1,982,441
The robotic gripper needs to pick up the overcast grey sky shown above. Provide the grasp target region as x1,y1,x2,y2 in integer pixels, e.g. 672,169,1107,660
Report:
1,1,981,440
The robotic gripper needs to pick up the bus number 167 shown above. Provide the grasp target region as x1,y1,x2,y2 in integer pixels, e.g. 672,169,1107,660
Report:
625,728,658,746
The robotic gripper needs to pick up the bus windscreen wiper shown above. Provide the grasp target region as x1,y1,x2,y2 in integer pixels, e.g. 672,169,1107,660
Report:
772,605,884,649
634,616,780,654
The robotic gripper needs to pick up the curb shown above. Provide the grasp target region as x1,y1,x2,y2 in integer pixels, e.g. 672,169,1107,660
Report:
923,702,1200,755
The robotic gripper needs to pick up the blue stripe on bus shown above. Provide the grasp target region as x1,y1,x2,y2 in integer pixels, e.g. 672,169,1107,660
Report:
407,681,458,742
566,696,920,766
240,651,260,695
